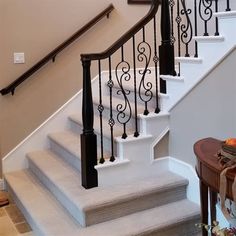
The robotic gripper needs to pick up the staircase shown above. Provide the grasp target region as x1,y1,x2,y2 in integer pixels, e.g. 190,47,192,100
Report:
2,3,236,236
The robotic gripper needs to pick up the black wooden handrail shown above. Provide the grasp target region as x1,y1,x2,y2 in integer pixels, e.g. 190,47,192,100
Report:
0,4,114,96
81,0,161,61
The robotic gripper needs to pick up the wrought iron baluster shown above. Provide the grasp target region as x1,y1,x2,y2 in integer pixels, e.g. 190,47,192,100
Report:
226,0,231,11
214,0,219,36
153,15,160,113
132,35,139,137
142,26,146,42
198,0,213,36
107,56,115,162
169,0,175,45
194,0,198,57
138,28,152,115
175,0,182,74
180,0,193,57
115,46,132,139
98,60,105,164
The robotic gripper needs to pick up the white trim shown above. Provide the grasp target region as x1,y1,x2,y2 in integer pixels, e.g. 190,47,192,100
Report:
169,46,236,112
95,159,130,170
160,75,184,82
175,57,203,64
193,35,225,42
168,156,200,205
214,11,236,18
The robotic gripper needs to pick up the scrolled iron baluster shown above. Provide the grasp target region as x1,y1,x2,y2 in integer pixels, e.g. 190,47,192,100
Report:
198,0,213,36
115,49,132,139
180,0,193,57
137,40,152,116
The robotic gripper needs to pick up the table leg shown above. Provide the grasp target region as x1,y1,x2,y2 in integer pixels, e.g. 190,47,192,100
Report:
210,190,217,236
200,180,208,236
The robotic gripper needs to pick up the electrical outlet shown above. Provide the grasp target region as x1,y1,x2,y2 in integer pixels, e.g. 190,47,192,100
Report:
14,52,25,64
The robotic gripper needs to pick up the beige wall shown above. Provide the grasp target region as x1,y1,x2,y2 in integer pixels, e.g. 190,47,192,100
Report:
0,0,150,175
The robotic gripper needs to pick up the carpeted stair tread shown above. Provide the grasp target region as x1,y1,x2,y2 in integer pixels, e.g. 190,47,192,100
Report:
5,169,199,236
5,169,82,236
48,130,81,159
48,130,110,162
26,150,189,226
79,199,200,236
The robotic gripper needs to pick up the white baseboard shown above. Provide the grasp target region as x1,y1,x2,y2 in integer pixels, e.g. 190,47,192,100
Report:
0,179,4,190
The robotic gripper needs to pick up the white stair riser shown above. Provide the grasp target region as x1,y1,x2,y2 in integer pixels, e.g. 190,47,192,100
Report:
49,139,82,172
69,119,118,156
139,113,170,137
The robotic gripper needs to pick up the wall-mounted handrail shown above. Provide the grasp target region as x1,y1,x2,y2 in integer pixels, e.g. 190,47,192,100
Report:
0,4,114,96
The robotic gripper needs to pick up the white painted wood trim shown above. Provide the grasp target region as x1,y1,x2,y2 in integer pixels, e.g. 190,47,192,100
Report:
193,35,225,42
168,156,200,205
160,75,184,82
214,11,236,18
175,57,203,64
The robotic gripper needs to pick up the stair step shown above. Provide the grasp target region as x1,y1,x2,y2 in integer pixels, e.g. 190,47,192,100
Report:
48,130,82,172
79,199,200,236
5,169,82,236
5,169,200,236
48,130,111,167
23,152,189,227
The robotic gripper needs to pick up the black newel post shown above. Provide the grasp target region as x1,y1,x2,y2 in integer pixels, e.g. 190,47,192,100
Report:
81,58,98,189
159,0,176,93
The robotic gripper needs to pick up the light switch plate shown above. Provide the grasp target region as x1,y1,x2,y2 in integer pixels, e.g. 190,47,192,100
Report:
14,52,25,64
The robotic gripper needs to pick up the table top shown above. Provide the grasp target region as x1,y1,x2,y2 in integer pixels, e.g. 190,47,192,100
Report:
194,137,236,199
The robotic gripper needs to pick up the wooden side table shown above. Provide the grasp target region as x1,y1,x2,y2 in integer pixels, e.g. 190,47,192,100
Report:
194,138,236,236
